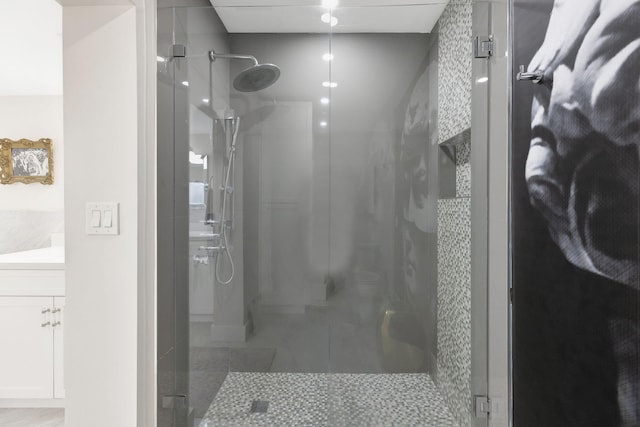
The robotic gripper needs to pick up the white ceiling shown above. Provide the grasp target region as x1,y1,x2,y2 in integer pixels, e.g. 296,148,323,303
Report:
0,0,62,96
0,0,445,97
210,0,449,33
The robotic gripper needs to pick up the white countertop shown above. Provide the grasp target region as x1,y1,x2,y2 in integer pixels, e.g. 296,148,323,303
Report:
0,246,65,270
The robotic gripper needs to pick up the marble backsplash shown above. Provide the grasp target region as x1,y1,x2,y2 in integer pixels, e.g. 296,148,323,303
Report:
0,211,64,255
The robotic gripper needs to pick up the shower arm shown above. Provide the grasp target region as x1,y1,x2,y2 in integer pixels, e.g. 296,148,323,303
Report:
208,51,259,67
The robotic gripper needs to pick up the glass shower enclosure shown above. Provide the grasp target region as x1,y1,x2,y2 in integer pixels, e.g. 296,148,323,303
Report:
158,1,494,426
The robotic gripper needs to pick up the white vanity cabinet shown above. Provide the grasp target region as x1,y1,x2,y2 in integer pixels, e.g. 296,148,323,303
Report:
0,247,65,405
0,296,64,399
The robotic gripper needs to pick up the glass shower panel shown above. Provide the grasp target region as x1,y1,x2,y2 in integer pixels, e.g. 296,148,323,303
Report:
157,5,192,427
176,7,239,426
324,3,490,426
325,32,440,373
167,6,334,425
324,29,445,425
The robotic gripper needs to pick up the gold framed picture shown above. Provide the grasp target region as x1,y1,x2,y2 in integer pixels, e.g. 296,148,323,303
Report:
0,138,54,185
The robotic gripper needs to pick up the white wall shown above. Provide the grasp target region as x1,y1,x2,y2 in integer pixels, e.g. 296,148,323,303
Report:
0,96,64,211
63,5,140,427
0,95,65,254
0,0,62,97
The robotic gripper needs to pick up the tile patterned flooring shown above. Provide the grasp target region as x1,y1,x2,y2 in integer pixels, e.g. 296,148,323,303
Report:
200,372,457,427
0,409,64,427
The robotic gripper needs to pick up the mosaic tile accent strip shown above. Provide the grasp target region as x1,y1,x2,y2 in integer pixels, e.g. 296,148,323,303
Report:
437,198,472,427
437,2,473,145
200,372,458,427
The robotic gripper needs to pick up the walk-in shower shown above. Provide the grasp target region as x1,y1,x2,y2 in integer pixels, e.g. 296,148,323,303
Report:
157,2,494,426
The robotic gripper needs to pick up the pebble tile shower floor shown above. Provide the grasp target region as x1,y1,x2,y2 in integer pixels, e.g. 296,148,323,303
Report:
199,372,458,427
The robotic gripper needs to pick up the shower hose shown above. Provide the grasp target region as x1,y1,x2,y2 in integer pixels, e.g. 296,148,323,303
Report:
215,116,240,285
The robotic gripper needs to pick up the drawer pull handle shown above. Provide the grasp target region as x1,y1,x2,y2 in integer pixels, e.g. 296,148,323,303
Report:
41,321,51,328
41,308,51,314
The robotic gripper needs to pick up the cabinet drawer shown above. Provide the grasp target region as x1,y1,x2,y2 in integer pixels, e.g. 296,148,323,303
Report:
0,271,65,296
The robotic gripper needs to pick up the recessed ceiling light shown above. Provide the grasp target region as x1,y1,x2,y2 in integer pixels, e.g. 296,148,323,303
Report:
322,0,338,9
322,81,338,88
181,81,189,87
202,98,210,103
157,56,166,62
322,53,334,61
476,77,488,83
320,121,328,127
321,97,330,105
321,13,338,26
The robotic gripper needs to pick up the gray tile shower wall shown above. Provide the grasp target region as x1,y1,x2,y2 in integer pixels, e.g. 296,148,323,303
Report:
437,197,472,427
435,1,473,425
0,210,64,254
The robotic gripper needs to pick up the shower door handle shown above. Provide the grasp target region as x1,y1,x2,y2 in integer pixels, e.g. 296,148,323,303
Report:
516,65,544,84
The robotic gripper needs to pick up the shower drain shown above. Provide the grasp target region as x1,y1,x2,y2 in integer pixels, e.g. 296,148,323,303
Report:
250,400,269,413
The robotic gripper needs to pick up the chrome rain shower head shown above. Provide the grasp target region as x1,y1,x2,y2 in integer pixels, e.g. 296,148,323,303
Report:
209,50,281,92
233,63,280,92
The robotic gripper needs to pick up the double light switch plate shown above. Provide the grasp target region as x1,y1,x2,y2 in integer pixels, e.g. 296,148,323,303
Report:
85,202,119,235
